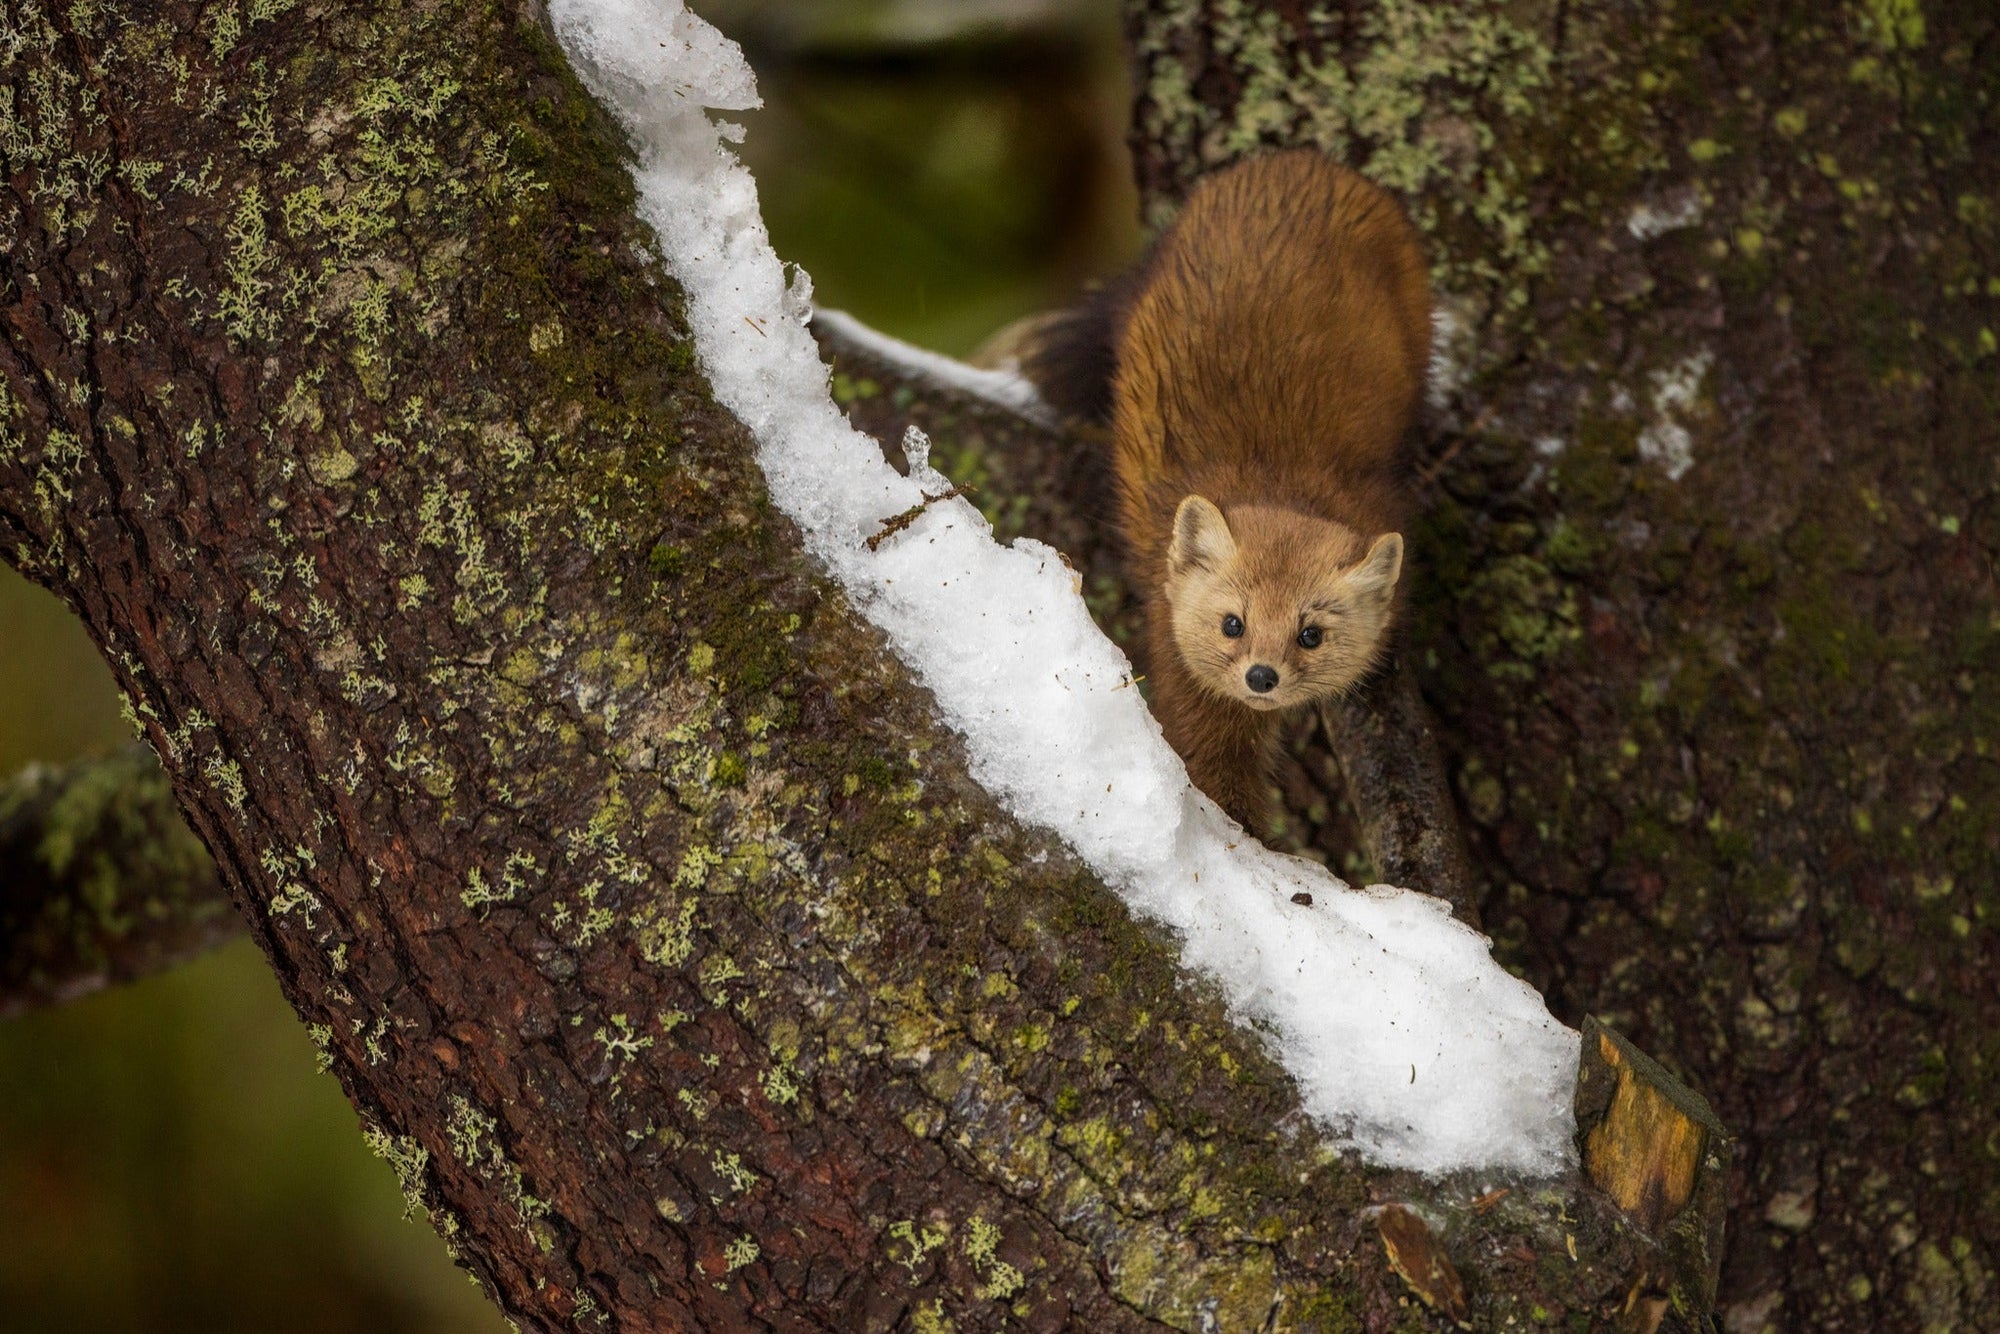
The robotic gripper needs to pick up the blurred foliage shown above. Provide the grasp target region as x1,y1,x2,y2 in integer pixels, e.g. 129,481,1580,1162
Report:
0,939,503,1334
732,0,1136,354
0,2,1134,1328
0,569,127,776
705,0,1107,54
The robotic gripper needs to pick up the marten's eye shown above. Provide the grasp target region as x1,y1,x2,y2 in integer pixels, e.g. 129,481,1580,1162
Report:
1221,614,1245,639
1297,625,1323,649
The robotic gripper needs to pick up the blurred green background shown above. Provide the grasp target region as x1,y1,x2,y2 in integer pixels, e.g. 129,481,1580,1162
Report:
0,2,1135,1329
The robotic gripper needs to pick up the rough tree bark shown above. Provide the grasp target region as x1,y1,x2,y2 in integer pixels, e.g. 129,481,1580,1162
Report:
0,1,1694,1331
1117,1,1999,1330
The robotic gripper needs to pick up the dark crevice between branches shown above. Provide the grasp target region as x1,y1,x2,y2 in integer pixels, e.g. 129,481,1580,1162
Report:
0,745,237,1018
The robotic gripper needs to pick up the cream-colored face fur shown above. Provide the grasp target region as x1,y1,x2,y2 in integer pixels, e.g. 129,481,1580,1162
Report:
1163,496,1402,711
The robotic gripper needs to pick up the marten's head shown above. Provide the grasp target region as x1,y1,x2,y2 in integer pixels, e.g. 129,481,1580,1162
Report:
1163,497,1402,711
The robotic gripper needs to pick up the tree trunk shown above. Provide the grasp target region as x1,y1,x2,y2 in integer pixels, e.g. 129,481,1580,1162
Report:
0,1,1688,1329
1122,1,2000,1328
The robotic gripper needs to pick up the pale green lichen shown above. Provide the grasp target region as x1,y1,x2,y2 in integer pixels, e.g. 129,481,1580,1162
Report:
722,1234,760,1272
758,1060,800,1107
595,1012,653,1065
258,845,326,925
307,1022,336,1072
445,1094,500,1168
634,896,700,968
963,1216,1024,1302
888,1219,949,1281
698,954,744,993
217,185,280,343
711,1149,757,1196
362,1122,432,1221
30,427,85,537
461,866,511,910
444,1093,551,1242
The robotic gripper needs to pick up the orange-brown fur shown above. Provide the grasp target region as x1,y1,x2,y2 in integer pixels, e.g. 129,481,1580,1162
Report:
1107,152,1432,833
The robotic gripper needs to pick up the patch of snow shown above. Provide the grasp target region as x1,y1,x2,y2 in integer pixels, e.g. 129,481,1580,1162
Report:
1636,350,1714,482
813,307,1061,430
549,0,1579,1176
1650,350,1713,415
1626,187,1703,242
1425,301,1476,413
1636,421,1694,481
1611,518,1654,551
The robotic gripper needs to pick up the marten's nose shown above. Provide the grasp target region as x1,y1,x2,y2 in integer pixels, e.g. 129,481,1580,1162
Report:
1245,664,1279,693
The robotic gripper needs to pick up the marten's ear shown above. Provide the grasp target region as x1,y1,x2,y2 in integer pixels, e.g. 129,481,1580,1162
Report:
1350,532,1404,604
1169,496,1236,576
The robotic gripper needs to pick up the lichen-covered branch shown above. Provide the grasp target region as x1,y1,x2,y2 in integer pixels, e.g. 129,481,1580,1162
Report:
0,748,235,1017
0,0,1697,1328
1123,1,2000,1328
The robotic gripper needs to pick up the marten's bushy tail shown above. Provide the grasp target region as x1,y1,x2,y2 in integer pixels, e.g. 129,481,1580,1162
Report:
1011,261,1155,428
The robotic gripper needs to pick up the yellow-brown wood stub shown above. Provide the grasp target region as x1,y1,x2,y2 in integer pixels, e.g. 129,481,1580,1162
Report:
1575,1017,1733,1309
1376,1203,1468,1323
1584,1042,1702,1232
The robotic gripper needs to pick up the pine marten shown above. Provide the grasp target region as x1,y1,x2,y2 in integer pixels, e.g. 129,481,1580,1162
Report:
1025,152,1432,834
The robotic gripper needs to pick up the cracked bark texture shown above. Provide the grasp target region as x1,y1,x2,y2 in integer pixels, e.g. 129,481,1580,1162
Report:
1123,1,2000,1329
0,1,1688,1330
0,746,237,1015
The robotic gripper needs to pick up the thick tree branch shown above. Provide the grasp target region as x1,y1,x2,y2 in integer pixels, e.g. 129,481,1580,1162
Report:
0,747,235,1016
